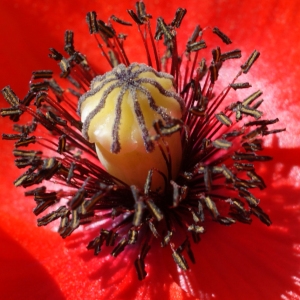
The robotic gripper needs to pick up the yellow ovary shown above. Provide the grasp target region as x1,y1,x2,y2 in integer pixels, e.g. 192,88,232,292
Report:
79,63,184,191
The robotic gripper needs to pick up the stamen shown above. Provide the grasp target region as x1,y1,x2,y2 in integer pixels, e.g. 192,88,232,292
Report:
212,27,232,44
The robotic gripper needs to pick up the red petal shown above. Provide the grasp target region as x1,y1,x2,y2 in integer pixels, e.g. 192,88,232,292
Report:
0,0,299,299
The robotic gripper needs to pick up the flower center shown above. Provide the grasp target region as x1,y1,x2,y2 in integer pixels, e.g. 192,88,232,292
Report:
78,63,184,191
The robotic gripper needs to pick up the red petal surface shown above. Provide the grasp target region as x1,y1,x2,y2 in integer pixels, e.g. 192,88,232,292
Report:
0,0,299,299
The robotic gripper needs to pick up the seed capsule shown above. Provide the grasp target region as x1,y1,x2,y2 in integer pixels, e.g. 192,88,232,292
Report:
78,63,184,191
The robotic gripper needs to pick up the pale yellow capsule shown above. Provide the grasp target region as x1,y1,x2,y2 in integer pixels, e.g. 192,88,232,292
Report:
78,63,184,191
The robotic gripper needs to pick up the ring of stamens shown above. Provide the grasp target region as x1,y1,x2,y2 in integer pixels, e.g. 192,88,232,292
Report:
0,2,285,282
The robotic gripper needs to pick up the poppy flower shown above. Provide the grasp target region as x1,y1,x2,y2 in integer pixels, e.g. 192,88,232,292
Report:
0,0,299,299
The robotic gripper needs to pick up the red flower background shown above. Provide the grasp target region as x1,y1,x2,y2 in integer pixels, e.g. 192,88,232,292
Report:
0,0,299,299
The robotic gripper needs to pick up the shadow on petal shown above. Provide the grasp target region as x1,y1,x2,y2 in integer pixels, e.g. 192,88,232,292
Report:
65,226,198,299
0,228,65,300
